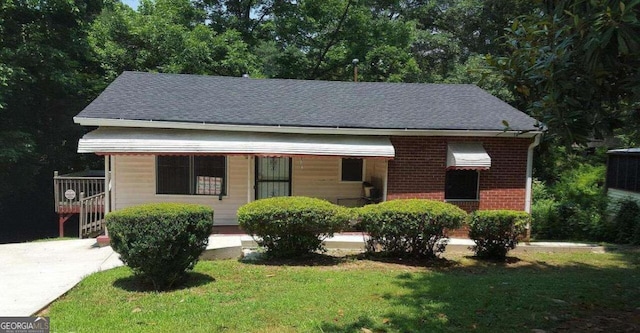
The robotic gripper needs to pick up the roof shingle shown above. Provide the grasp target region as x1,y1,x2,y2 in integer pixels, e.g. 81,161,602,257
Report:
76,71,540,132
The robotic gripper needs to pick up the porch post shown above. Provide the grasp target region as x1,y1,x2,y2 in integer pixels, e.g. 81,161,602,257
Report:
382,159,388,202
103,155,111,239
247,156,252,203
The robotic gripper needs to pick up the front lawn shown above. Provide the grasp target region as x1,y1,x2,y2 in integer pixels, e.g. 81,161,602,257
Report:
46,249,640,332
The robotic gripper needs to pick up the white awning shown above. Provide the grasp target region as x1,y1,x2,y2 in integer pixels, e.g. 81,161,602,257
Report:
446,142,491,170
78,127,395,158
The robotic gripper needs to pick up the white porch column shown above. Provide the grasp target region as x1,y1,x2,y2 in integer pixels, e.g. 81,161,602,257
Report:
382,159,389,202
247,156,252,203
104,155,111,237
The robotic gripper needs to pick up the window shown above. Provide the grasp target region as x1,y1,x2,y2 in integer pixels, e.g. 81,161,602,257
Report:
156,156,226,195
607,154,640,193
341,158,363,182
445,170,479,200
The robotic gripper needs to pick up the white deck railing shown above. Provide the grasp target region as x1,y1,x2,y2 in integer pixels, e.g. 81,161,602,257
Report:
79,192,106,238
54,171,105,213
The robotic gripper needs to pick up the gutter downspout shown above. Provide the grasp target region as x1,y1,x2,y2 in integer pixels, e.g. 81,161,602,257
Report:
524,133,541,242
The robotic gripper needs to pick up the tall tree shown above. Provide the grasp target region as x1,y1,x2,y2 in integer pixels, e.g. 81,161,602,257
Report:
90,0,261,80
0,0,104,242
488,0,640,147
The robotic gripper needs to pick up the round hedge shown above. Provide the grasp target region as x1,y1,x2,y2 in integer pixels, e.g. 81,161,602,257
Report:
238,196,351,257
357,199,467,258
468,210,530,259
106,203,214,290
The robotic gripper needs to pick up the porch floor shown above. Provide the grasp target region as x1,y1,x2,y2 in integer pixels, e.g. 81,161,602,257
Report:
206,233,604,256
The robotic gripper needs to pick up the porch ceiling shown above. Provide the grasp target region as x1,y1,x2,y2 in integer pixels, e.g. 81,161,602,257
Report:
78,127,395,158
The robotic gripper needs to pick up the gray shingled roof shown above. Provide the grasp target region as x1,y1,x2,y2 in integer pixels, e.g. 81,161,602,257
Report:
76,71,540,132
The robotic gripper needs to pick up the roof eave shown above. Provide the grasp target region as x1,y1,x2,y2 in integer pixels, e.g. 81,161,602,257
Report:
73,117,544,138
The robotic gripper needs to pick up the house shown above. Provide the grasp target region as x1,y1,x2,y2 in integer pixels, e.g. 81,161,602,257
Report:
606,148,640,214
73,71,542,236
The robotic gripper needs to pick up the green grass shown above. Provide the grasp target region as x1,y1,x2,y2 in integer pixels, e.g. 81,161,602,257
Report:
47,250,640,332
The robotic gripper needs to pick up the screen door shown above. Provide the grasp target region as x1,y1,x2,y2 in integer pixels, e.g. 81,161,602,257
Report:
255,157,291,199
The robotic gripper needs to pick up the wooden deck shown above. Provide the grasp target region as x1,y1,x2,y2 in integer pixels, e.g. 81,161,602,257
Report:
54,171,106,238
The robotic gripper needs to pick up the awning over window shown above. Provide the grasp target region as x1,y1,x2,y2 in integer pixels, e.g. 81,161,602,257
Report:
446,143,491,170
78,127,395,159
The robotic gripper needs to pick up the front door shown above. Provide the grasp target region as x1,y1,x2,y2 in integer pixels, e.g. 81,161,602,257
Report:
255,157,292,199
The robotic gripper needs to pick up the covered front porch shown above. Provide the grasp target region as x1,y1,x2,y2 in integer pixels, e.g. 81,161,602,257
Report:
77,127,395,228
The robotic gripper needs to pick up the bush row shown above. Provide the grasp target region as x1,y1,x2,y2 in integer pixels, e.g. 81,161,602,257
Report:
107,199,531,290
239,197,528,259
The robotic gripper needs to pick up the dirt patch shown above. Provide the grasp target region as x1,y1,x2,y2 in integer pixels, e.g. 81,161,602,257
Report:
551,308,640,332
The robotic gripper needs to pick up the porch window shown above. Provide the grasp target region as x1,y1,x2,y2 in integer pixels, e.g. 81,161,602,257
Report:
445,170,479,200
341,158,363,182
156,156,226,195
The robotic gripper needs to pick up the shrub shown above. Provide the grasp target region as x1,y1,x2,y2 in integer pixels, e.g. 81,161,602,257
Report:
106,203,214,290
613,199,640,244
553,164,609,240
531,165,611,242
531,198,561,239
357,199,467,258
237,196,350,257
468,210,530,259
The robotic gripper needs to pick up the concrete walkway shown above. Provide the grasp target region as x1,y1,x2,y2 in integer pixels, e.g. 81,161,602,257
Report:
0,239,123,316
0,235,604,317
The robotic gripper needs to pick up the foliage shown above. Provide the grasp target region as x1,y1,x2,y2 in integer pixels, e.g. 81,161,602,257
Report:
488,0,640,147
0,0,105,242
237,197,350,257
106,203,214,290
531,164,612,241
89,0,261,81
612,199,640,245
468,210,529,259
357,199,467,258
443,54,514,103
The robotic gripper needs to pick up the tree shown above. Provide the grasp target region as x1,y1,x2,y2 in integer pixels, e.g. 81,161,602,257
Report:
488,0,640,147
0,0,104,241
89,0,261,80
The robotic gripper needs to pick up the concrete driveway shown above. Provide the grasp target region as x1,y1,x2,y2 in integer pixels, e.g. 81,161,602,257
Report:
0,239,122,316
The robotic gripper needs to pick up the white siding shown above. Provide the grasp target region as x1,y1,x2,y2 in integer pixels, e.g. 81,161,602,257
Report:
366,158,387,192
112,155,388,225
112,155,250,225
291,157,387,204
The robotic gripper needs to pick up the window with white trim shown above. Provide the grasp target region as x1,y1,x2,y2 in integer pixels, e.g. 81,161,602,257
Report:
341,158,364,182
445,170,479,200
156,156,226,195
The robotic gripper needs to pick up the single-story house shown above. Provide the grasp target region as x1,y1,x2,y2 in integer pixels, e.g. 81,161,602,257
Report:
606,148,640,214
74,71,542,235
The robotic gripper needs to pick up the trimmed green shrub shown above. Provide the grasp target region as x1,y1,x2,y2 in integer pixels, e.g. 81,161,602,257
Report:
357,199,467,258
469,210,529,259
613,199,640,245
237,196,351,257
107,203,214,290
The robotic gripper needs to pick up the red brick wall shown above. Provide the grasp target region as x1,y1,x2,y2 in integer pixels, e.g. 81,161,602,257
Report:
387,136,531,212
